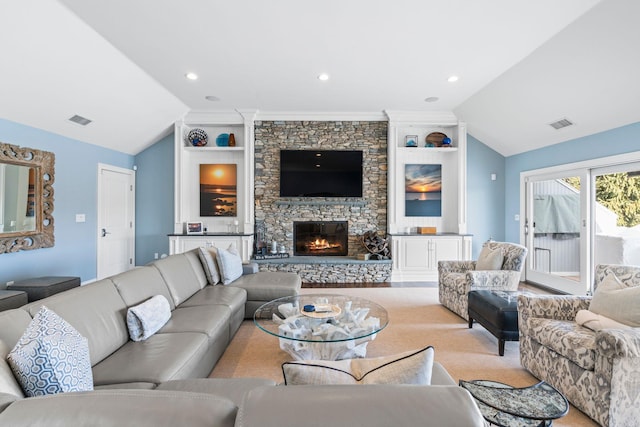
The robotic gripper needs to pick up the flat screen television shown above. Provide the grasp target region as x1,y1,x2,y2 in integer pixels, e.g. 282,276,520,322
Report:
280,150,363,197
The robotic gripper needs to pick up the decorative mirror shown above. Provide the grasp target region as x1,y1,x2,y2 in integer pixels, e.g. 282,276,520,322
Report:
0,142,55,254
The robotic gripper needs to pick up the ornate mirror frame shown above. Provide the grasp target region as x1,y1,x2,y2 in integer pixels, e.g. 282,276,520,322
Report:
0,142,55,254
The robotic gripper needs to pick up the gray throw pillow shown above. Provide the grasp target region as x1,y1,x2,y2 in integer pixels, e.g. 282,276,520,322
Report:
476,245,504,270
589,272,640,327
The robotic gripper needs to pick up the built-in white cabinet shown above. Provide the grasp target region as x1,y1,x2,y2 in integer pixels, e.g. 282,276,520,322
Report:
390,234,472,281
173,111,257,257
169,234,253,262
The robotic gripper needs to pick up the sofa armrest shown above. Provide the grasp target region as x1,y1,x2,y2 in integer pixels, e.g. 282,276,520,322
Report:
596,328,640,359
438,260,476,275
242,263,259,275
467,270,521,291
0,390,237,427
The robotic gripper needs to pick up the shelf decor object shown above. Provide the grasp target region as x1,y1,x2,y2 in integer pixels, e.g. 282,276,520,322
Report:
215,133,229,147
228,133,236,147
425,132,447,147
405,135,418,147
186,128,208,147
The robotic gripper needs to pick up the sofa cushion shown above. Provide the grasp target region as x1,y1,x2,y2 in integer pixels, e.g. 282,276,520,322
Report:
180,285,247,314
157,378,277,406
110,266,175,310
91,332,209,385
527,317,597,370
216,245,243,285
152,251,207,306
282,346,434,385
22,280,129,367
0,309,34,350
0,341,25,398
198,247,221,285
476,245,504,270
231,271,301,302
159,305,231,341
590,272,640,327
8,306,93,396
126,295,172,342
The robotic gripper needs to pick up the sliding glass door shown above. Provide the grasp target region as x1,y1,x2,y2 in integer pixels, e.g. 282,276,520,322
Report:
592,162,640,283
524,170,590,294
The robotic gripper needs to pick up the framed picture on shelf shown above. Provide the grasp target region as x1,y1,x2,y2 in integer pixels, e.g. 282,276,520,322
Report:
186,221,204,235
405,135,418,147
405,164,442,217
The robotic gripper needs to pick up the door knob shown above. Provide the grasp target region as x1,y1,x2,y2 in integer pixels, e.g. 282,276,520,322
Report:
101,228,111,237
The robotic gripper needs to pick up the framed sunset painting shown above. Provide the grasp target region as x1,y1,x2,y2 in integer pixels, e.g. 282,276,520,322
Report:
200,164,237,217
405,164,442,217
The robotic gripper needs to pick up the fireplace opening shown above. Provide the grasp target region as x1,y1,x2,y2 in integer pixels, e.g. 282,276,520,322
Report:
294,221,348,256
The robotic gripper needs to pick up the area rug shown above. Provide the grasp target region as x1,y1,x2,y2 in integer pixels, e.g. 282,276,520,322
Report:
210,287,597,426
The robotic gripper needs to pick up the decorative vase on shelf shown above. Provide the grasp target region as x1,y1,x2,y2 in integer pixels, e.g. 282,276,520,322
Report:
228,133,236,147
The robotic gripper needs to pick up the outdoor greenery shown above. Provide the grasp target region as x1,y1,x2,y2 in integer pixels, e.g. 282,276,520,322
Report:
563,173,640,227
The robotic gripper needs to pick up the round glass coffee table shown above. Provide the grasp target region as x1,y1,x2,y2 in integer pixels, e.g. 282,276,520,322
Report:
254,294,389,360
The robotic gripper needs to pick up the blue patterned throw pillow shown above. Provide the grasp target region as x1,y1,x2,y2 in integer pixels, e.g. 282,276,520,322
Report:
7,306,93,396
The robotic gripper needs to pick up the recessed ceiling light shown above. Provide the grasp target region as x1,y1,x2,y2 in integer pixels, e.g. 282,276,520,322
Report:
185,72,198,80
205,95,221,101
318,73,330,81
424,97,439,103
447,75,459,83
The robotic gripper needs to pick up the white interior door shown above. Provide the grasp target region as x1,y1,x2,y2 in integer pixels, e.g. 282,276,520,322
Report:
97,164,135,280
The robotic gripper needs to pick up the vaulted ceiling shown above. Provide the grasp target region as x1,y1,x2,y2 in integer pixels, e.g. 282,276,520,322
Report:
2,0,639,156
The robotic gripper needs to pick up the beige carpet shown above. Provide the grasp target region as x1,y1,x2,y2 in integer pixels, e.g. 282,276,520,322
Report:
210,287,598,426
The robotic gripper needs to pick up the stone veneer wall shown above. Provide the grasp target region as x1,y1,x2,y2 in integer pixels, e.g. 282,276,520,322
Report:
254,120,390,282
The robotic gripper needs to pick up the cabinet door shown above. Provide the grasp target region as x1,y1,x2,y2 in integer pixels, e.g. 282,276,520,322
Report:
432,238,462,265
400,238,430,270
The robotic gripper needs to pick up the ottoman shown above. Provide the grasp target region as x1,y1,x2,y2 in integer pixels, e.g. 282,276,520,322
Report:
7,276,81,302
467,290,519,356
0,290,28,311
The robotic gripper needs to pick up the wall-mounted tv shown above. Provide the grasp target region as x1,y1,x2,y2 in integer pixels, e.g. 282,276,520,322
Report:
280,150,363,197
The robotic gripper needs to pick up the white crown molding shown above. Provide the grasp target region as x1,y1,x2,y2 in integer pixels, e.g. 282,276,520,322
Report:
180,110,246,125
255,111,388,122
384,110,459,125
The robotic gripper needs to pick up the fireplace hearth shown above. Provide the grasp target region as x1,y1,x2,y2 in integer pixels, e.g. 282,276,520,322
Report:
294,221,348,256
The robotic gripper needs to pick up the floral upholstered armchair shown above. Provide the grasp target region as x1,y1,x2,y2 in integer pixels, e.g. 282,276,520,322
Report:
438,241,528,321
518,264,640,427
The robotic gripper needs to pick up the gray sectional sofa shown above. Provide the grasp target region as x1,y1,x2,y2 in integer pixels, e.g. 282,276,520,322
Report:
0,249,485,426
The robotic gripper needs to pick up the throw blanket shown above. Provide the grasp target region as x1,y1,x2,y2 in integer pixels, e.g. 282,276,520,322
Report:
127,295,171,341
575,309,632,332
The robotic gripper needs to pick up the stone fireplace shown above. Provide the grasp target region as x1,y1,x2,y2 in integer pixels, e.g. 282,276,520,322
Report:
294,221,348,256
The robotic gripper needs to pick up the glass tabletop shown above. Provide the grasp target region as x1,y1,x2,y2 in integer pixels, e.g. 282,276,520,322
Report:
253,294,389,343
459,380,569,427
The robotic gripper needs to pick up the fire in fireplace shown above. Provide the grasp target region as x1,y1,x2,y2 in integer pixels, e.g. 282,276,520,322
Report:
294,221,348,256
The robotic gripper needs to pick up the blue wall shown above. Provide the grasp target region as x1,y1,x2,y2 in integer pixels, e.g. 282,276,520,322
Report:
0,119,134,284
466,135,506,257
134,134,174,266
504,122,640,243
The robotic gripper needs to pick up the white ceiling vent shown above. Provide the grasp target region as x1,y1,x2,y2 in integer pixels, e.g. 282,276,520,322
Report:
69,115,92,126
549,118,573,130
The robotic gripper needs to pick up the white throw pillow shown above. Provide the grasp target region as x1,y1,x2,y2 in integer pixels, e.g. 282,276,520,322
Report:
575,309,632,332
589,272,640,327
198,246,221,285
126,295,172,342
282,346,434,385
216,244,244,285
7,306,93,397
476,245,504,270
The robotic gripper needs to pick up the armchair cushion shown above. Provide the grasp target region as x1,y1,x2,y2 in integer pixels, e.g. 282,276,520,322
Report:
527,318,597,370
476,245,504,270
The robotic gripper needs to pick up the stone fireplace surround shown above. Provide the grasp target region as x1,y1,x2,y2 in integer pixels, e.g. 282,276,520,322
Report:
254,120,391,283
